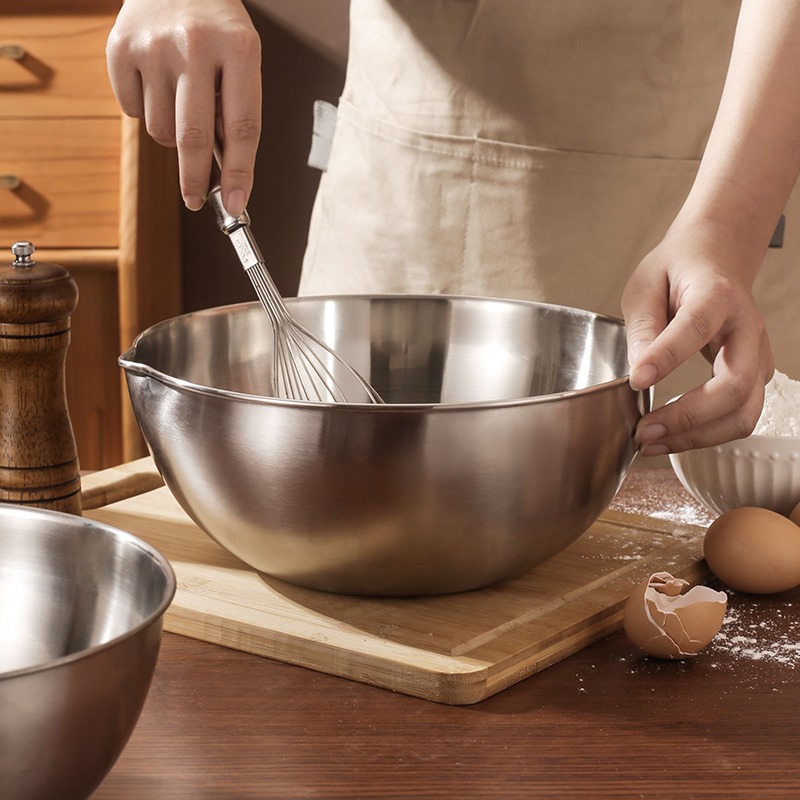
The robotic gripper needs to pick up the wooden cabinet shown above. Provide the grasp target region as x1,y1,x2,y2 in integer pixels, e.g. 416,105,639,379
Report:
0,1,181,469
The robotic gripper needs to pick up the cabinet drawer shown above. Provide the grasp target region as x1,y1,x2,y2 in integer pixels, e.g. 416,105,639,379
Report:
0,117,120,248
0,6,119,118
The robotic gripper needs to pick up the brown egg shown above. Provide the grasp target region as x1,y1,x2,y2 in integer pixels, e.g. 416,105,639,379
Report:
704,506,800,594
791,501,800,527
623,572,727,659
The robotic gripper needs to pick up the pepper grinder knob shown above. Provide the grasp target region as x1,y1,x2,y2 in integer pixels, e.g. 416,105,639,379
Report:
0,241,82,514
11,240,35,264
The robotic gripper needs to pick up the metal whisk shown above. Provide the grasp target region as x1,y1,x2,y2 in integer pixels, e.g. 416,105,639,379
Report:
208,148,383,404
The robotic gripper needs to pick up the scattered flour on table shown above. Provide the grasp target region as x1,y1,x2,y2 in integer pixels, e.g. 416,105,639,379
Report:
753,370,800,436
708,597,800,669
610,470,714,527
648,505,710,529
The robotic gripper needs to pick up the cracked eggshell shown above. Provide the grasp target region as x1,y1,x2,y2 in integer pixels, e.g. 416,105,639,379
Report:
703,506,800,594
623,572,728,659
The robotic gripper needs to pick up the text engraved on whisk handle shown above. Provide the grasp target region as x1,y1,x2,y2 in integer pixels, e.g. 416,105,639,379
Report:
229,228,265,272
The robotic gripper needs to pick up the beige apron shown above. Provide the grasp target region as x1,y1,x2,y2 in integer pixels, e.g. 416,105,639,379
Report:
300,0,800,404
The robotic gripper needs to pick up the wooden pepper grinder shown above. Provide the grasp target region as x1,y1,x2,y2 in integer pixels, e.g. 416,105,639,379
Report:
0,241,82,515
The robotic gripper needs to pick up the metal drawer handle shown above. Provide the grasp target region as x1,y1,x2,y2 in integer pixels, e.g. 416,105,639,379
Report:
0,175,21,191
0,44,26,61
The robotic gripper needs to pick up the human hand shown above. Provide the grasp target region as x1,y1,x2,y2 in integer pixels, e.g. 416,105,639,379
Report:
106,0,261,215
621,223,774,456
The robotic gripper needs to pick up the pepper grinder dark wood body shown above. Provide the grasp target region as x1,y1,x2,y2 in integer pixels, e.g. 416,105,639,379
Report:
0,241,82,514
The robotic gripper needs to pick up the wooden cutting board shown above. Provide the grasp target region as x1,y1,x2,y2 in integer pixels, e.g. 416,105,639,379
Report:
83,460,709,705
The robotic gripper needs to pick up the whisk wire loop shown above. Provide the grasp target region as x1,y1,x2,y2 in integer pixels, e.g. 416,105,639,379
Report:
209,145,383,404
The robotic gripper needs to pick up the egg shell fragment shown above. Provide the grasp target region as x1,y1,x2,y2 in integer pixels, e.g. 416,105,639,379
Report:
623,572,728,659
703,506,800,594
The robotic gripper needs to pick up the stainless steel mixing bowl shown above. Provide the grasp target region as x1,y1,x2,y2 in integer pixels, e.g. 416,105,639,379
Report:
0,505,176,800
121,294,648,595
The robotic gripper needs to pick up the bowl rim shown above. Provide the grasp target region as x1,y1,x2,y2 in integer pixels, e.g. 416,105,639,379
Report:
119,293,641,411
669,432,800,461
0,504,177,682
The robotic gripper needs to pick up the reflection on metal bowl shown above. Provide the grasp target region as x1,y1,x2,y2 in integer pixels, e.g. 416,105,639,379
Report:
0,505,175,800
120,294,648,596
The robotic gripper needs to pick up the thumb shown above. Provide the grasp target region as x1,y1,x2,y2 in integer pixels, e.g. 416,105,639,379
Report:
623,303,667,393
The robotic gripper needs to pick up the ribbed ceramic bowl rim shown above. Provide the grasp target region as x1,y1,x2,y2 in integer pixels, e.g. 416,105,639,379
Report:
683,434,800,454
0,507,177,681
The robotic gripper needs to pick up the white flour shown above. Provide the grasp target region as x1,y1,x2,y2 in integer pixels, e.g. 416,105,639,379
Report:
708,601,800,668
753,370,800,436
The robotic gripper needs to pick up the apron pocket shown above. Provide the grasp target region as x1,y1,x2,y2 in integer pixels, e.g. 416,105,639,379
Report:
301,100,701,319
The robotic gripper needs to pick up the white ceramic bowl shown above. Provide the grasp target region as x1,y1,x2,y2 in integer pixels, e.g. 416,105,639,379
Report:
669,434,800,517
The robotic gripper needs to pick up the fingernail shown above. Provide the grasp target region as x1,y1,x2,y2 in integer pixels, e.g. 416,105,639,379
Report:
636,423,667,444
225,189,246,216
630,363,658,391
640,443,670,457
184,195,205,211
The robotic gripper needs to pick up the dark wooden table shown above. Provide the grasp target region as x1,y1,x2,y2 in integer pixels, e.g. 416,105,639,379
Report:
93,469,800,799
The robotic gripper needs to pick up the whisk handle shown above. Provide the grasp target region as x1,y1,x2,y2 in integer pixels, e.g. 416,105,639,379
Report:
207,182,265,271
208,139,279,295
208,182,252,236
208,139,252,235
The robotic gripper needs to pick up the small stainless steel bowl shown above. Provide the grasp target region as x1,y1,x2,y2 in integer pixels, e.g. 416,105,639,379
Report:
120,294,648,595
0,505,176,800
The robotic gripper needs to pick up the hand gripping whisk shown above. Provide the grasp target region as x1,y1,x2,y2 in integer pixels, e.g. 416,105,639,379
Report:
208,149,383,404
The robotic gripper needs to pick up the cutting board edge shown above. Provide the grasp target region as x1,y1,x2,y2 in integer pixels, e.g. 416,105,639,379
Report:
163,606,503,705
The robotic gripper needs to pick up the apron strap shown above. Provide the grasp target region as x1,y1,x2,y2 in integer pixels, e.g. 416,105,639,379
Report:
308,100,338,172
